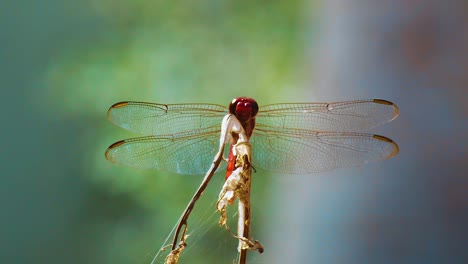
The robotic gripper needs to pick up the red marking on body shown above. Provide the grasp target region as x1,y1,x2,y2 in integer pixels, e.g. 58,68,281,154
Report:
225,145,236,180
225,97,259,180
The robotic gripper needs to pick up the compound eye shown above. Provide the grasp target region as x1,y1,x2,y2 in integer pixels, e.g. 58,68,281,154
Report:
249,99,259,117
228,97,259,122
229,98,239,114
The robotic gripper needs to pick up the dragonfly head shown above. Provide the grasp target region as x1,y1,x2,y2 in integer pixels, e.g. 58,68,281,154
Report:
229,97,259,122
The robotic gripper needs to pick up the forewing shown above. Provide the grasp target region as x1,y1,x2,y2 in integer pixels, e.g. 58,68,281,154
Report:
107,101,228,135
257,99,399,132
251,128,399,174
105,129,224,175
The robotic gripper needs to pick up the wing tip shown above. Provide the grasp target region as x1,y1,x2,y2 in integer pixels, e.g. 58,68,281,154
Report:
373,99,400,119
373,135,400,158
108,140,126,149
105,140,126,160
110,101,130,109
107,101,131,121
372,99,393,106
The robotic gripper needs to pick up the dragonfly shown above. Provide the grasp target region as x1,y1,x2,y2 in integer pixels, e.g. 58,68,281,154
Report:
105,97,399,263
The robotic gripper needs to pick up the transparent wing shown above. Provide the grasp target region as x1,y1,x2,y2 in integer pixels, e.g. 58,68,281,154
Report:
256,99,399,132
105,129,225,175
107,101,228,135
251,128,399,174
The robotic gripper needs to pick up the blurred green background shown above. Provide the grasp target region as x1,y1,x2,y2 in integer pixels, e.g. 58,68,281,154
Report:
1,0,466,264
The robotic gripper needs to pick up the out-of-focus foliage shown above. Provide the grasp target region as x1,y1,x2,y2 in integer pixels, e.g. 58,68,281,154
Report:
43,0,307,117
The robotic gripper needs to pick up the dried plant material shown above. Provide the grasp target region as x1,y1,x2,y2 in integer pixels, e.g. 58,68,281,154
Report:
164,237,188,264
216,138,263,264
238,237,264,253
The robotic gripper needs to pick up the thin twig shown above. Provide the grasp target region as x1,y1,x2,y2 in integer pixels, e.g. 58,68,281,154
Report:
170,149,224,250
237,187,250,264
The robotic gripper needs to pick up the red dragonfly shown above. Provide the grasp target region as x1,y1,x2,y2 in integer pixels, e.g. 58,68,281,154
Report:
105,97,399,264
105,97,399,175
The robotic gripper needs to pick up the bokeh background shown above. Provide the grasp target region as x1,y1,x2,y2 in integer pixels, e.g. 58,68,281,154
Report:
1,0,466,264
